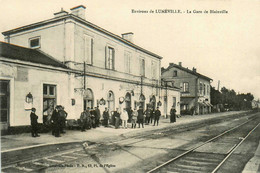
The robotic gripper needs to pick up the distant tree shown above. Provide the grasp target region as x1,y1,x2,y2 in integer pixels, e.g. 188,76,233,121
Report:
221,87,237,110
220,86,254,110
210,86,222,105
237,93,254,110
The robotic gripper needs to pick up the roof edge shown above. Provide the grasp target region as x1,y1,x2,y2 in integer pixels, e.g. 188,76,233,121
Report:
164,63,213,81
2,14,163,60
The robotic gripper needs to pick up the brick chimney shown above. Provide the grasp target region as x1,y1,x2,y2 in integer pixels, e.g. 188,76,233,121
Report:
122,32,134,42
54,8,68,17
169,63,174,66
178,62,182,67
70,5,86,19
192,67,197,72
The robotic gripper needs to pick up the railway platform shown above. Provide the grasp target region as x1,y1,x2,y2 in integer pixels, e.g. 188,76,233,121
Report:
1,111,245,153
1,110,259,172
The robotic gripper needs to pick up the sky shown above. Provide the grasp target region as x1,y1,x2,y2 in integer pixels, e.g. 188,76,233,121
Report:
0,0,259,100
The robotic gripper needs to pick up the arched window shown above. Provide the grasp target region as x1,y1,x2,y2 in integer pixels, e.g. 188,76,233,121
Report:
139,94,146,109
125,92,131,110
83,88,94,110
150,95,156,110
107,91,115,112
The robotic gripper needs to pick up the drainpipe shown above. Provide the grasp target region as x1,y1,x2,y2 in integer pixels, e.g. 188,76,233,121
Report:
141,76,143,95
83,61,86,89
165,82,168,118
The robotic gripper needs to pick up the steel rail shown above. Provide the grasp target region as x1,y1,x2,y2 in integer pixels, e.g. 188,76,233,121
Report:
211,122,260,173
1,148,84,170
146,117,257,173
108,112,255,146
1,112,257,172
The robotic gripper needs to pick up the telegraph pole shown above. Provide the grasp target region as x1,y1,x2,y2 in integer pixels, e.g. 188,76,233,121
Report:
217,80,220,91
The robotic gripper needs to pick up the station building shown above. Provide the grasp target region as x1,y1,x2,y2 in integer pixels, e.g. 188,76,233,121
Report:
162,62,212,115
1,5,180,132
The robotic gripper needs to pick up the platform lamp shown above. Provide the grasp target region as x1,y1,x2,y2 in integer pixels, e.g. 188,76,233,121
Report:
26,92,33,103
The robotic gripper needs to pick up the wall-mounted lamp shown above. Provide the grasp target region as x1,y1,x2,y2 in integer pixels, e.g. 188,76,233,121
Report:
119,97,125,104
157,101,162,107
26,92,33,103
99,98,106,105
71,99,76,106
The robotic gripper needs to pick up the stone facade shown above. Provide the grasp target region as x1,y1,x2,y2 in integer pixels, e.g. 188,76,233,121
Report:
1,6,181,129
0,58,71,128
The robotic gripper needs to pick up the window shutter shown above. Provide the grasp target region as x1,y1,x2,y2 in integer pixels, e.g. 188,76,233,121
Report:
129,54,131,74
124,52,131,73
91,38,93,65
124,52,127,72
142,59,145,76
105,46,108,68
84,35,91,64
112,48,115,70
139,58,142,75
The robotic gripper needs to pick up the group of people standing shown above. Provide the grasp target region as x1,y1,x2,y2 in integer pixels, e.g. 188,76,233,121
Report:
79,106,164,130
80,106,101,131
30,105,177,137
107,106,166,129
50,105,68,137
30,105,68,138
111,106,177,129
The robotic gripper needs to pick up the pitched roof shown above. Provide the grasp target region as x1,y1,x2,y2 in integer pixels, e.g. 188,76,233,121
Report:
0,41,68,69
2,14,162,60
163,63,212,81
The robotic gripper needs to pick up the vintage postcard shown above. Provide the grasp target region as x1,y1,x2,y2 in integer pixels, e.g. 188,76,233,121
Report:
0,0,259,172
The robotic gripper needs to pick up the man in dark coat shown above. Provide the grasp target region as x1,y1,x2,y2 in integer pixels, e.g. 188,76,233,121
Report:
127,107,133,123
85,107,92,129
154,107,161,126
51,106,61,137
59,106,68,133
80,110,88,131
95,106,101,127
137,106,144,128
103,107,109,127
150,108,155,124
90,108,96,128
30,108,40,137
114,108,120,129
170,106,176,123
145,108,151,125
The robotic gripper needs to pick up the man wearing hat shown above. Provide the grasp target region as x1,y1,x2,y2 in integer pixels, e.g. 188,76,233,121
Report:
51,106,61,137
154,107,161,126
30,108,40,137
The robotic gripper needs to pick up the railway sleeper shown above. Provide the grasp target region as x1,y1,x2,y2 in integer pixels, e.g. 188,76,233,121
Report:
163,167,209,173
173,163,215,172
177,159,220,166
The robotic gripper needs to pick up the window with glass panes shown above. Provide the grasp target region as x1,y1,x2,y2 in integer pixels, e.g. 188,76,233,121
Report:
106,47,115,70
124,51,131,73
43,84,56,123
29,37,40,48
183,82,189,92
140,58,145,76
84,35,93,65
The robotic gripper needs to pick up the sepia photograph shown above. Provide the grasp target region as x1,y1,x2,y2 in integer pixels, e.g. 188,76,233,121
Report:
0,0,259,172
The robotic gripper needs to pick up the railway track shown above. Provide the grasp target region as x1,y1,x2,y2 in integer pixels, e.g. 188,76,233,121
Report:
1,112,258,173
147,118,260,173
1,145,98,173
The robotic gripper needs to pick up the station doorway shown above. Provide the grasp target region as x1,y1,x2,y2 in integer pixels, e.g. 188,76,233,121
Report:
0,80,10,132
83,88,94,110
